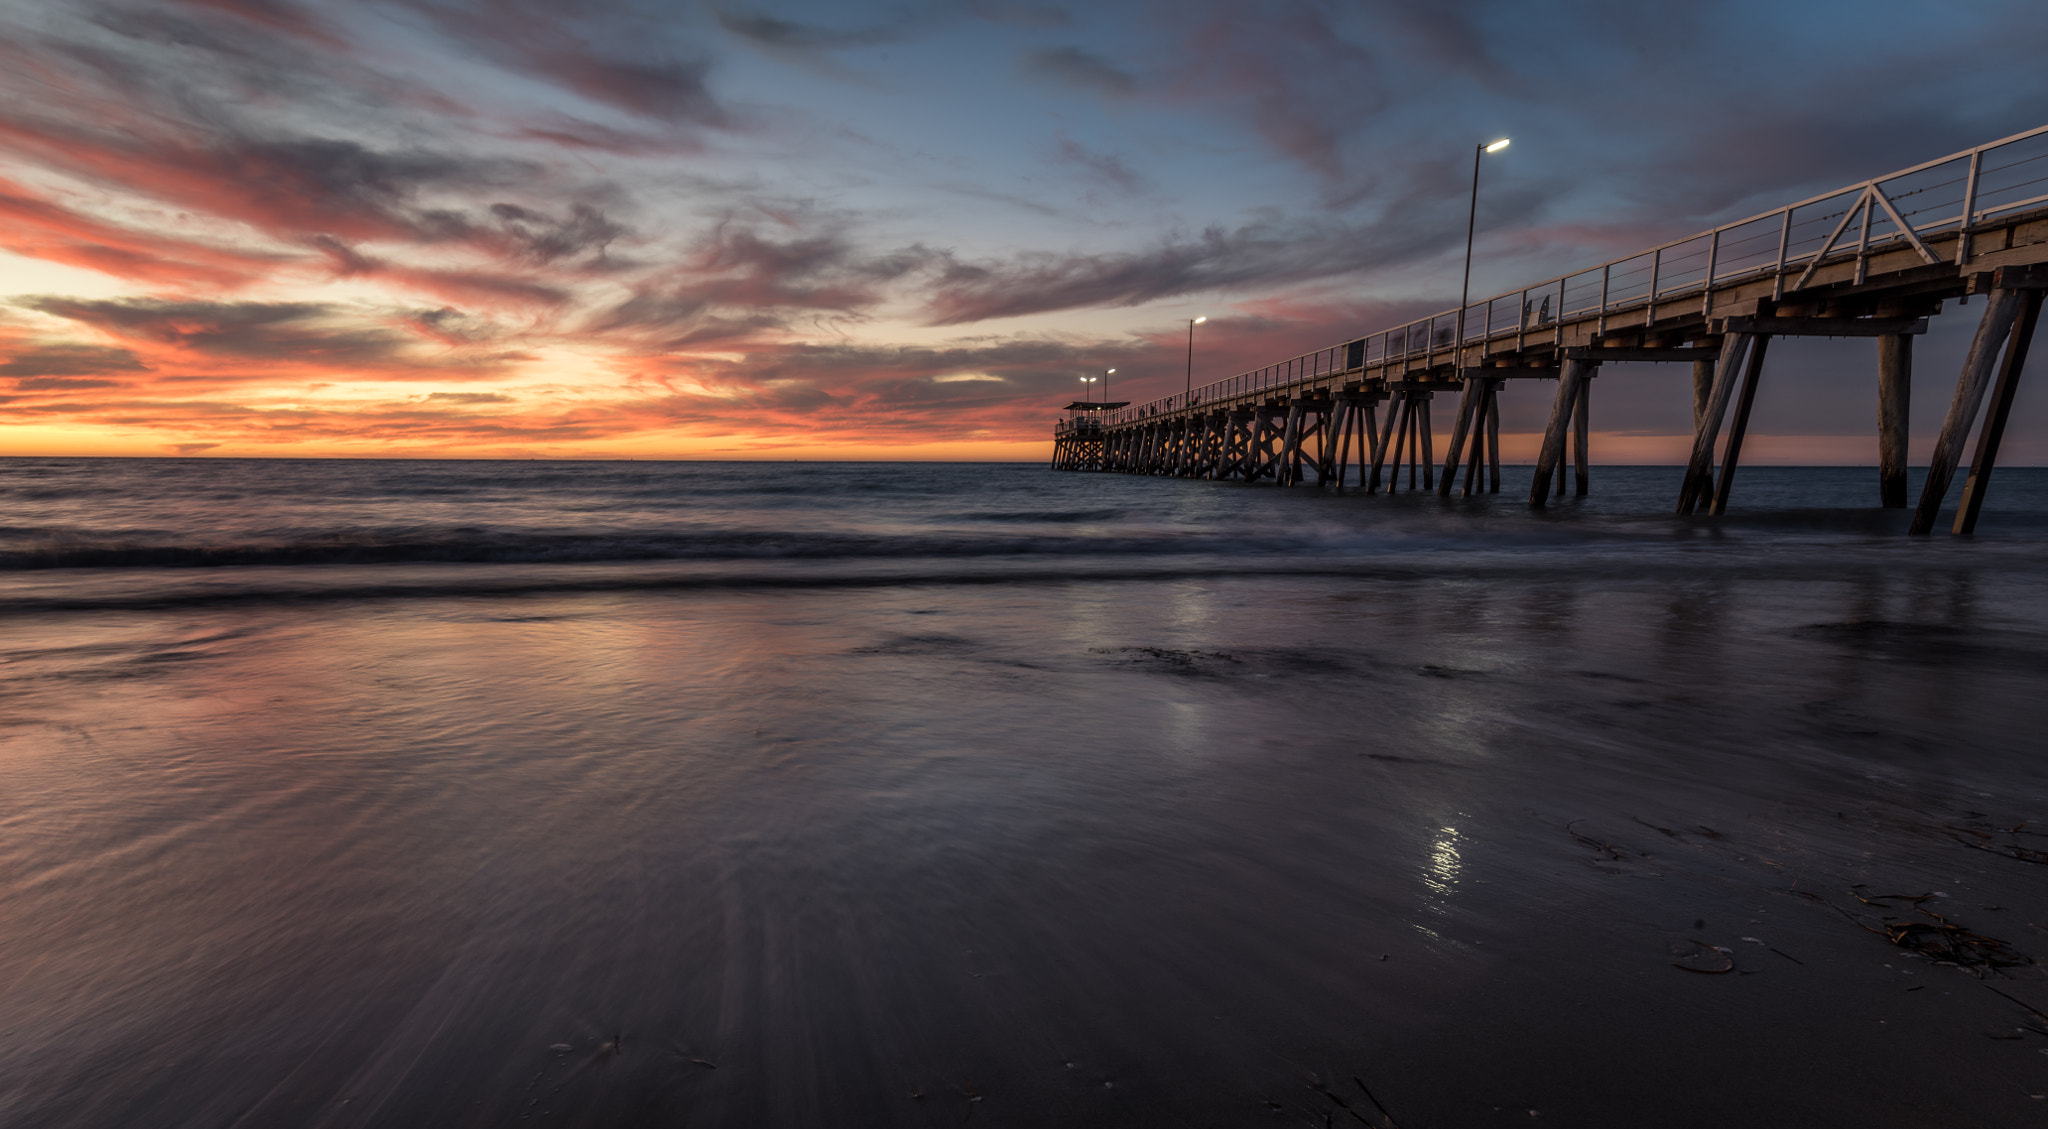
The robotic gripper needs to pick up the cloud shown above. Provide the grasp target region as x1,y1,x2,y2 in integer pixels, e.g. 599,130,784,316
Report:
919,209,1463,325
13,297,526,383
170,441,221,453
423,391,512,403
396,0,731,126
1053,137,1145,194
709,6,906,52
15,376,127,391
0,343,150,377
1018,46,1136,96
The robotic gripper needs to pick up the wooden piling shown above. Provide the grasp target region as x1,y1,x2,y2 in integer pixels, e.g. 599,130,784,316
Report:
1911,288,2026,533
1677,333,1757,514
1953,288,2045,534
1485,387,1502,493
1530,360,1592,506
1572,376,1591,495
1691,356,1715,433
1709,335,1772,516
1417,396,1435,490
1438,376,1484,497
1877,334,1912,508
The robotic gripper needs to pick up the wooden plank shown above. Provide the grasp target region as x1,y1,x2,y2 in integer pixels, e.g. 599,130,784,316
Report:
1877,334,1911,508
1709,335,1772,515
1910,288,2027,533
1561,347,1719,363
1992,263,2048,289
1676,332,1756,514
1953,289,2045,534
1716,315,1928,337
1969,245,2048,272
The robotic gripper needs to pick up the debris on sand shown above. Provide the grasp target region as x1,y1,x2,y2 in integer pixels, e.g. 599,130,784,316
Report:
1794,888,2034,975
1669,939,1737,974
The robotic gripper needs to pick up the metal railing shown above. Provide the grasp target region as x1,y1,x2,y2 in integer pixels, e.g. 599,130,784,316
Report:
1096,122,2048,427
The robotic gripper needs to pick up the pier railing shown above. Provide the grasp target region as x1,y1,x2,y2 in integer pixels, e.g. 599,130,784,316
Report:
1102,122,2048,426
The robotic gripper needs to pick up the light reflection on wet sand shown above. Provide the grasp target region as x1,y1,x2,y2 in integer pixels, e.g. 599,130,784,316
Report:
3,564,2047,1127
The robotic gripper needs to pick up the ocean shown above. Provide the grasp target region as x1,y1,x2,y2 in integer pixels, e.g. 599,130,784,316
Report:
4,457,2047,1128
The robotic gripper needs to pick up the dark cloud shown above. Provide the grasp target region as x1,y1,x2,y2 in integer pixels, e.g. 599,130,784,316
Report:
1169,2,1380,180
488,202,629,265
597,222,939,343
1053,137,1145,193
396,0,730,126
710,6,906,52
15,376,127,391
0,344,150,377
919,203,1479,324
1018,46,1135,96
20,297,412,364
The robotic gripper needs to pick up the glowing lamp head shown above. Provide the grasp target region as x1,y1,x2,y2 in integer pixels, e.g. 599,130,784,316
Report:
1106,368,1116,374
1485,138,1511,153
1193,316,1207,325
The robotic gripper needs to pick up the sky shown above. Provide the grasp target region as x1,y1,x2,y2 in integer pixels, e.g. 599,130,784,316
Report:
2,0,2047,462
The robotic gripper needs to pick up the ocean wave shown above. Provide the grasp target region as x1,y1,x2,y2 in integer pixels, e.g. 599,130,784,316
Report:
0,527,1367,570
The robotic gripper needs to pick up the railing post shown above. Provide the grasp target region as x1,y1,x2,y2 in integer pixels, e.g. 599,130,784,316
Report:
1854,190,1874,286
1597,265,1610,336
1647,248,1661,325
1771,208,1792,301
1702,230,1720,317
1958,148,1983,267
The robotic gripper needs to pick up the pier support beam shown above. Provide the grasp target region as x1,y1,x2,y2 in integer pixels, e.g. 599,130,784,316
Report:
1911,286,2030,533
1692,356,1715,433
1677,332,1758,514
1877,334,1912,507
1530,360,1595,506
1438,378,1480,496
1572,377,1591,495
1709,335,1771,515
1952,288,2045,534
1368,393,1399,492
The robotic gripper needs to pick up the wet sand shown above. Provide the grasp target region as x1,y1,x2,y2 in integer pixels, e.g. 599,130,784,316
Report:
4,557,2047,1127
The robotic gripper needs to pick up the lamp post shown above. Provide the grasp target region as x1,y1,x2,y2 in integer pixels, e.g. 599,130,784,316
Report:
1079,375,1097,402
1184,316,1206,402
1455,138,1510,357
1105,368,1115,403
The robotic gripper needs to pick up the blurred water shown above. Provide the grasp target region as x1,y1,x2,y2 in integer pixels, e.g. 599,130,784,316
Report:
3,460,2047,1127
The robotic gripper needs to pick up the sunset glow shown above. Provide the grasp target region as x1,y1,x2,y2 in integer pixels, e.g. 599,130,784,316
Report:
3,1,2045,459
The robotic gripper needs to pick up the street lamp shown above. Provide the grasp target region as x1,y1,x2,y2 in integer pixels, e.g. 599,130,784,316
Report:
1184,316,1206,400
1105,368,1115,403
1078,374,1097,402
1455,138,1510,356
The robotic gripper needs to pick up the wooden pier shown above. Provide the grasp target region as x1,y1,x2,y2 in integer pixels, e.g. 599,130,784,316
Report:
1051,125,2048,534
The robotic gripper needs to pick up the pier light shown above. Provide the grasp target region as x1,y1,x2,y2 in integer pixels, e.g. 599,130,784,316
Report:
1186,317,1207,397
1457,137,1514,364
